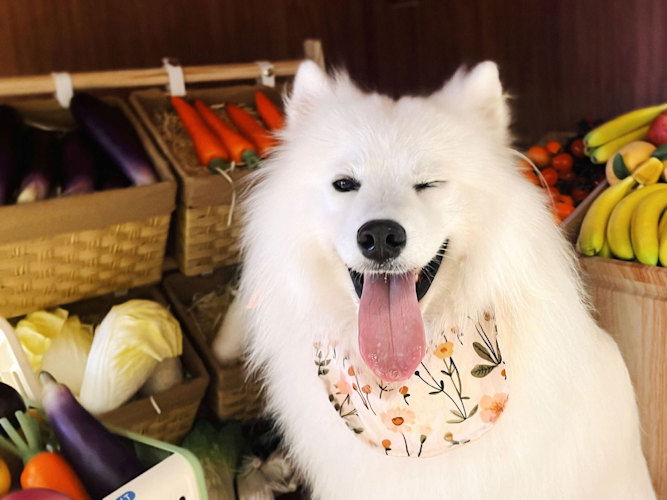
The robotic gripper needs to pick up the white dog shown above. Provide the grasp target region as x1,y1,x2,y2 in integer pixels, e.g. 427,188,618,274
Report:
217,60,655,499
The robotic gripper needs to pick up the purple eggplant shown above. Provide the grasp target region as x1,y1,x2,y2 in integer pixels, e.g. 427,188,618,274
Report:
2,489,73,500
16,128,58,204
0,105,23,205
39,372,145,499
0,382,26,432
69,93,157,186
60,131,96,196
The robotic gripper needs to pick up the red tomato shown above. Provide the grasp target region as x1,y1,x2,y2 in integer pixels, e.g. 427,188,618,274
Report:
569,138,585,158
552,153,574,172
526,146,550,168
545,141,562,155
540,167,558,187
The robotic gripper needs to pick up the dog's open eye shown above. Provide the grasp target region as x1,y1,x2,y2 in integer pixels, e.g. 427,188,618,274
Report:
414,181,444,192
333,177,361,192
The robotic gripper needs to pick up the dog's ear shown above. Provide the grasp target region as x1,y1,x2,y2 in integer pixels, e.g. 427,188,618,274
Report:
432,61,511,142
286,60,330,123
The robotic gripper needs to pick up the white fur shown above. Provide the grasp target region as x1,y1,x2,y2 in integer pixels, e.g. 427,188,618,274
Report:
227,61,655,499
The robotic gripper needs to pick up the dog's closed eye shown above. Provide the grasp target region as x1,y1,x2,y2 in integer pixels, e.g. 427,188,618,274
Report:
333,177,361,192
414,181,446,192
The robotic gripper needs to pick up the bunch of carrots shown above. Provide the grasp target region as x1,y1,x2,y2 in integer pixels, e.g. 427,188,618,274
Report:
170,90,284,172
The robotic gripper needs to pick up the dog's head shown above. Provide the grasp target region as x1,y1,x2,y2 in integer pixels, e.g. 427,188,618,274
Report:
243,61,548,381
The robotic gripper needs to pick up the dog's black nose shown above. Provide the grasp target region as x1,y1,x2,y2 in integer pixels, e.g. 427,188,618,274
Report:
357,219,406,262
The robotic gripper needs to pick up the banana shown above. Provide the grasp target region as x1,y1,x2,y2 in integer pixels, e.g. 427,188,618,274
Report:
606,184,667,259
630,190,667,265
588,125,650,164
659,212,667,266
577,175,637,256
598,238,612,258
585,102,667,148
605,141,656,184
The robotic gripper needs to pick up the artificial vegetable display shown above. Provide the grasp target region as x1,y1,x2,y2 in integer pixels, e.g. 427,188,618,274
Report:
40,372,145,499
15,309,92,397
14,300,184,416
79,299,183,414
69,93,157,186
170,96,230,170
254,90,285,131
0,411,89,500
192,99,260,168
225,102,277,157
16,128,58,204
0,95,157,206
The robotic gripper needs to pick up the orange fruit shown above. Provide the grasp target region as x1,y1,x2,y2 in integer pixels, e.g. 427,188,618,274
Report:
555,201,575,220
559,194,574,206
522,170,540,185
526,146,550,168
545,141,562,155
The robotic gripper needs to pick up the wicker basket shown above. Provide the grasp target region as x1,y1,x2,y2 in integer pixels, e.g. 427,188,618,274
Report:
44,285,209,444
0,97,176,318
162,267,263,420
130,85,280,276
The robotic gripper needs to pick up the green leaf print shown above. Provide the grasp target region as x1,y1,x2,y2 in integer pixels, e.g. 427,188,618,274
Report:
471,364,496,378
473,342,495,363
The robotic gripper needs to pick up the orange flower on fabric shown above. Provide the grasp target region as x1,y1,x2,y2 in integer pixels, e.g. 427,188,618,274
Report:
381,439,391,449
348,367,355,376
335,371,352,396
399,386,409,395
380,407,416,432
361,384,372,394
434,342,454,359
479,393,508,423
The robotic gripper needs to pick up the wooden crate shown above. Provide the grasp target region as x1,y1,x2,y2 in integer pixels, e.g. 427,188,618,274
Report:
564,190,666,497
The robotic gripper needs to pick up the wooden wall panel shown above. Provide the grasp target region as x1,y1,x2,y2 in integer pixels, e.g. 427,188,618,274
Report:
0,0,664,143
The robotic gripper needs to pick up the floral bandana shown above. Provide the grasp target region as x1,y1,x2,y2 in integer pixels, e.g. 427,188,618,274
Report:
315,311,508,458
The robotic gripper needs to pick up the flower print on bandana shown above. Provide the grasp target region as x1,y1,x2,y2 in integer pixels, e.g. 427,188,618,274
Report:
315,310,509,458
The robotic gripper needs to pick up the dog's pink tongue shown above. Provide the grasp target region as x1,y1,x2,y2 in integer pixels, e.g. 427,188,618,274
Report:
358,273,426,382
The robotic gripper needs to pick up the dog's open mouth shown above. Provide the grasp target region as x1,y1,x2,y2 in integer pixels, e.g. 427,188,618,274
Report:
348,240,448,301
350,240,448,383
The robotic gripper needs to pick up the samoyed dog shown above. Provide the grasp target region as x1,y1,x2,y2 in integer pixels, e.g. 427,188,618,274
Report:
217,60,654,499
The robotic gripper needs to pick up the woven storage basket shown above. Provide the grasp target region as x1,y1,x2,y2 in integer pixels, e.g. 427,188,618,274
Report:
0,97,176,318
162,267,263,420
131,85,282,276
17,285,211,444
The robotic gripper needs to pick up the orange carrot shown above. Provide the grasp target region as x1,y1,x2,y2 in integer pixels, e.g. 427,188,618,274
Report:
21,452,90,500
225,102,277,157
170,96,229,170
254,90,285,130
193,99,260,168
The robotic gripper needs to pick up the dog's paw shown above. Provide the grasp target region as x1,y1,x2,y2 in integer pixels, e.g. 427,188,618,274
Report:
213,296,246,365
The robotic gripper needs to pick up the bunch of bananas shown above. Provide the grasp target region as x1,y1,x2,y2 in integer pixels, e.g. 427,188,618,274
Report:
585,103,667,164
577,156,667,266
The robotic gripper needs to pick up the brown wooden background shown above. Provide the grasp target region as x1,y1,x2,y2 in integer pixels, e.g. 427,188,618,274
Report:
0,0,665,143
